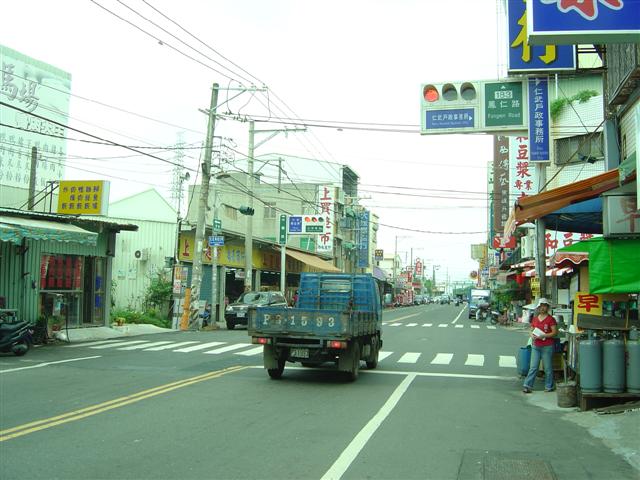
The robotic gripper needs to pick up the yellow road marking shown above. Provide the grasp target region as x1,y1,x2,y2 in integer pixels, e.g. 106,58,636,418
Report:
0,365,247,442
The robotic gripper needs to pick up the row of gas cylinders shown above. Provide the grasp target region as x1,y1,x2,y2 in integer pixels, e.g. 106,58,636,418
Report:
579,329,640,393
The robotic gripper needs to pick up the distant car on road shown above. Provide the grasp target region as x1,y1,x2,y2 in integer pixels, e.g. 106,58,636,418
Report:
439,295,451,305
225,291,288,330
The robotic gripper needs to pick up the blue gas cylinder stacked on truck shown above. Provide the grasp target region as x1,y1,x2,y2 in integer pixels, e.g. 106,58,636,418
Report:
603,332,625,393
579,330,603,393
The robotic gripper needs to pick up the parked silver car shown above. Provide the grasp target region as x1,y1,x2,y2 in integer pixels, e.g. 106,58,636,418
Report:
224,291,288,330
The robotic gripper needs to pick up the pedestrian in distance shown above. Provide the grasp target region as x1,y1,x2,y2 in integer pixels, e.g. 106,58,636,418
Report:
522,298,558,394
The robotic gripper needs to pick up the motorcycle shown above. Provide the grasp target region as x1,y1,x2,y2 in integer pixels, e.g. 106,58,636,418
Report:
0,311,33,356
475,302,490,322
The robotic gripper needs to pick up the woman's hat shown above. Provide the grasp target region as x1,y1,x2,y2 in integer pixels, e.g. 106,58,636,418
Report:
537,297,551,307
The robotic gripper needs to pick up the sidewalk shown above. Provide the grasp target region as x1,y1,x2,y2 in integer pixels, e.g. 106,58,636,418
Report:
50,322,224,343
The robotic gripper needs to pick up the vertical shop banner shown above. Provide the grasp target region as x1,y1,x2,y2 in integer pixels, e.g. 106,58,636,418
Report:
493,136,510,233
528,77,550,162
357,210,370,268
317,186,334,254
509,136,539,198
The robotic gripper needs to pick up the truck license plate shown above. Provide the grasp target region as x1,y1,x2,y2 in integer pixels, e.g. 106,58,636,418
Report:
236,312,245,318
290,348,309,358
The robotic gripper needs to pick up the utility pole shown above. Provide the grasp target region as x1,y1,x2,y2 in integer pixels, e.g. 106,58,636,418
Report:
244,120,256,292
211,188,220,325
189,83,219,329
28,147,37,210
535,164,547,299
393,235,398,294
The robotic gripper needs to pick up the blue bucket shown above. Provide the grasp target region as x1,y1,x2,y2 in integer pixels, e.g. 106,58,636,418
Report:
517,346,531,377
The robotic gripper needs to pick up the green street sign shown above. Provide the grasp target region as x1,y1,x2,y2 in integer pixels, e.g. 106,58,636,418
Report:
305,225,324,233
213,218,222,233
279,214,287,245
484,81,523,127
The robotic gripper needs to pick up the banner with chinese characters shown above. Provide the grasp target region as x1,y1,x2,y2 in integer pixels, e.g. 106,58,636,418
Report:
356,209,370,268
509,136,539,198
493,136,510,233
0,44,72,190
57,180,110,215
317,185,335,254
545,230,597,257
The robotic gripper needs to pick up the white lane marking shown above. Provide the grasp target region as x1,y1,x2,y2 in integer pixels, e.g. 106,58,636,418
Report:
388,323,402,327
143,341,199,351
422,323,432,327
471,325,480,329
204,343,251,355
320,373,417,480
0,356,101,373
393,313,420,322
377,351,393,362
118,341,173,351
451,308,466,324
235,346,264,356
455,325,464,329
398,352,421,364
438,324,448,328
405,323,418,327
465,354,485,366
487,326,497,330
90,340,149,349
65,340,122,348
431,353,454,365
499,355,517,368
173,341,225,352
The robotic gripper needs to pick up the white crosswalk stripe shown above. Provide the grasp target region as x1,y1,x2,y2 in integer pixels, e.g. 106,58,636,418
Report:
66,340,123,348
235,346,264,356
377,351,393,361
431,353,453,365
398,352,421,363
455,325,464,328
143,341,199,351
90,340,149,349
388,323,402,327
422,323,433,327
118,341,173,351
465,354,485,366
204,343,252,355
499,355,517,368
438,324,448,328
471,325,480,329
487,326,497,330
173,341,225,352
406,323,418,327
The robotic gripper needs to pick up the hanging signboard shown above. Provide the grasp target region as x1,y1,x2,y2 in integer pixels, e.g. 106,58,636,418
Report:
528,77,551,162
317,186,335,254
56,180,110,215
287,215,326,235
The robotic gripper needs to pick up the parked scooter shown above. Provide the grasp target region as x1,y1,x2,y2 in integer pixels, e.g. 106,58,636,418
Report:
0,313,33,356
489,309,501,325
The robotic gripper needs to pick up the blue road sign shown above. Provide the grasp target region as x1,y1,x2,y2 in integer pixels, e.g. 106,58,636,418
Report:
425,108,475,129
288,216,302,234
507,0,575,72
528,77,550,162
208,235,224,247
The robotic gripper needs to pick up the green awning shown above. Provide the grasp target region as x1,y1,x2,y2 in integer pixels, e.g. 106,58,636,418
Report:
559,237,640,294
0,216,98,246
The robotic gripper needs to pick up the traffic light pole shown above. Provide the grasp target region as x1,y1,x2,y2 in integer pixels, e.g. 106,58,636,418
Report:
244,120,255,292
189,83,219,329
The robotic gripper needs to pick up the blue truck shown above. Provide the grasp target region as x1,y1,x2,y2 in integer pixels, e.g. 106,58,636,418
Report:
247,273,383,381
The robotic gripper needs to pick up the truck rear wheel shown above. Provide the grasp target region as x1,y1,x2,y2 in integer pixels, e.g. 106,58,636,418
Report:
347,342,360,381
366,337,379,369
267,358,285,379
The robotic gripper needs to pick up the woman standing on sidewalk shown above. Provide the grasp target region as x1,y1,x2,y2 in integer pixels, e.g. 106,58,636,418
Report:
523,298,558,393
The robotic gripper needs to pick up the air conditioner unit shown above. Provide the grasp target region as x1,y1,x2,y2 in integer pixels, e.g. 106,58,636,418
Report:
134,248,149,261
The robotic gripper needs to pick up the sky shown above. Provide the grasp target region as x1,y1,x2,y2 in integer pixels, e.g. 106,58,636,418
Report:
1,0,509,284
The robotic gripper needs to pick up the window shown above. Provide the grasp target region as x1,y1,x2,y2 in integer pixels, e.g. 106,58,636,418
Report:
555,132,603,165
264,202,276,219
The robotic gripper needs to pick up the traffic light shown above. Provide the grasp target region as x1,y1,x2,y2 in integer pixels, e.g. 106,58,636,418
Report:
239,206,254,216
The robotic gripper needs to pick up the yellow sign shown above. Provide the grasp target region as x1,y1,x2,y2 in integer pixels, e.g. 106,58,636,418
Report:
57,180,109,215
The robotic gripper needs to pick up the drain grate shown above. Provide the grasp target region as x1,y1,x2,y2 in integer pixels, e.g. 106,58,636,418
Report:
457,450,557,480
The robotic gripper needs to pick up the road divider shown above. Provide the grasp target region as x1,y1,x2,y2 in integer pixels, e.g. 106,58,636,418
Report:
0,365,247,442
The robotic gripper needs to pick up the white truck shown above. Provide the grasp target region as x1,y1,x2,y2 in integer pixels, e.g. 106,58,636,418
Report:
468,288,491,319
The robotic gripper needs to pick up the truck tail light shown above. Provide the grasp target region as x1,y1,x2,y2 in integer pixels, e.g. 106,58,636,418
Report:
328,340,347,349
252,337,271,345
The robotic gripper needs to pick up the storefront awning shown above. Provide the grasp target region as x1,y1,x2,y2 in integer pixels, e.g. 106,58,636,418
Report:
281,248,342,273
0,216,98,246
559,237,640,293
523,266,573,277
504,169,620,238
552,251,589,266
